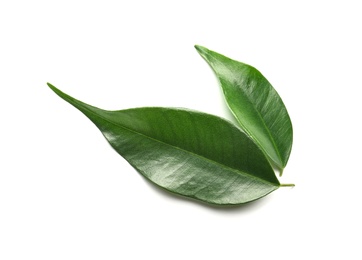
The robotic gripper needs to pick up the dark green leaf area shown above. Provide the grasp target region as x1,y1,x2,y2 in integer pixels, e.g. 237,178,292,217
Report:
195,45,293,172
48,83,279,205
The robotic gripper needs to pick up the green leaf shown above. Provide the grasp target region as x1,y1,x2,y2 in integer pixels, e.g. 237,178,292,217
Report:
47,83,281,205
195,45,293,173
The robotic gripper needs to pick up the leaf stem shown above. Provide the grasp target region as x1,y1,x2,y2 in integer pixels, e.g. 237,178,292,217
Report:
279,168,284,177
280,183,295,187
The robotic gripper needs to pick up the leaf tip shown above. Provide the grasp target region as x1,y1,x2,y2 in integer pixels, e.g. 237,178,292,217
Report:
47,82,55,90
46,83,73,104
194,45,208,55
46,82,62,96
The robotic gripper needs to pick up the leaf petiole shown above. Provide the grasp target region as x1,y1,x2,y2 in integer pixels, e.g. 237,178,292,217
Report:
280,183,295,187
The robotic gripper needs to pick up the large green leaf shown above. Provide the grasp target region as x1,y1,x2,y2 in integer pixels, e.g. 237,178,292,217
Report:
195,46,293,173
47,83,281,205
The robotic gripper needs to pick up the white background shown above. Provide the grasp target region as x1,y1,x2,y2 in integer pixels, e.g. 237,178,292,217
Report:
1,0,361,259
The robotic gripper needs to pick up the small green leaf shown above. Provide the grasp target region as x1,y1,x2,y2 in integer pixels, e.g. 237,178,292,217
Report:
195,45,293,173
48,83,280,205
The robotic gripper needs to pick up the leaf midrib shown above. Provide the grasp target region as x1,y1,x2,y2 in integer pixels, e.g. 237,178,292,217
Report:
231,92,284,168
218,60,285,168
77,102,278,187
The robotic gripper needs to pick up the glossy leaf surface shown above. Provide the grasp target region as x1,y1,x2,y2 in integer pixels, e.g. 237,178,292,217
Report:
195,46,293,172
48,83,280,205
